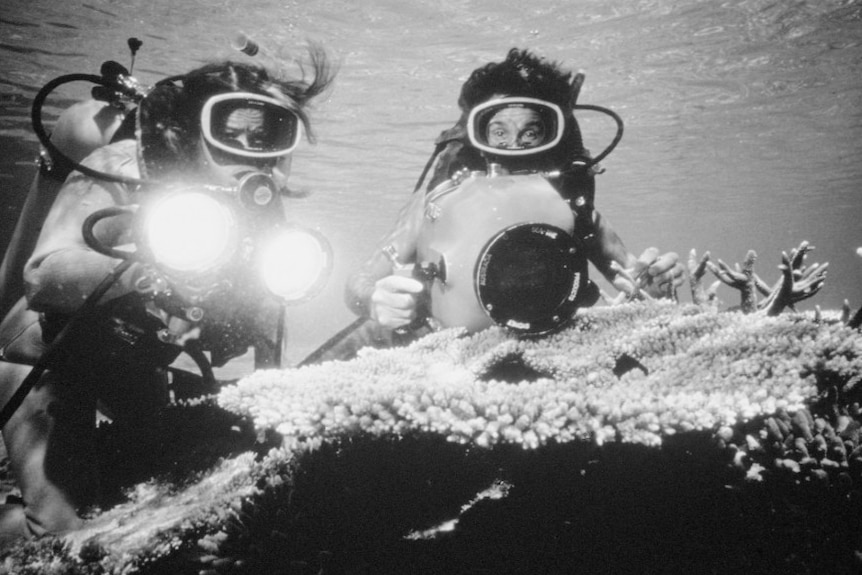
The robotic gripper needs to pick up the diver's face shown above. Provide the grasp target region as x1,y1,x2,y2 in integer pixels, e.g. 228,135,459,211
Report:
199,107,284,179
485,107,547,150
217,107,269,151
197,100,299,194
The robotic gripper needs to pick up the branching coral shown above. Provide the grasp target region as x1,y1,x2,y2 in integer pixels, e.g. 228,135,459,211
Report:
687,249,720,307
2,243,860,574
722,405,862,485
606,260,655,303
3,301,862,574
218,302,862,451
706,249,759,311
759,242,829,316
703,241,828,315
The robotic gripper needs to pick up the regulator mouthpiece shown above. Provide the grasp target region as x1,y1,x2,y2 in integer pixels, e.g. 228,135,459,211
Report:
231,33,259,57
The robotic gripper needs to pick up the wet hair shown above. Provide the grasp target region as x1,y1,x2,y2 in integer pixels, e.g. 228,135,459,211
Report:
458,48,575,113
139,44,335,177
425,48,586,189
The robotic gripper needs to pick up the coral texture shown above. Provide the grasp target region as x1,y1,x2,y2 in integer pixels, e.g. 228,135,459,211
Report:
3,301,862,573
219,302,862,450
700,241,828,315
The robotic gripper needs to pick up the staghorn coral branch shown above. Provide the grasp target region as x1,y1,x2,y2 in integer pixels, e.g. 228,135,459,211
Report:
600,288,629,306
688,249,710,282
753,243,816,299
789,240,815,269
842,300,852,324
609,260,655,303
707,250,758,312
759,243,828,316
688,249,721,307
752,273,773,297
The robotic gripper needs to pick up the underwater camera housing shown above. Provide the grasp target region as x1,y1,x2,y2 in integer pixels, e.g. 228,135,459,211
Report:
416,170,592,335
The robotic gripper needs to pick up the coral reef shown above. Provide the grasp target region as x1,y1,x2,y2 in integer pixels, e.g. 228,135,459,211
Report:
697,241,828,315
219,302,860,449
1,242,861,574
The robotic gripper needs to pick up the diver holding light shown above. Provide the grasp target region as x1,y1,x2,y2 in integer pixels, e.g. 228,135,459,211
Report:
0,43,335,542
305,48,684,364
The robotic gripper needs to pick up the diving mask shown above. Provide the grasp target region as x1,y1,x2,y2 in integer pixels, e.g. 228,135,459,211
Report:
467,97,565,157
200,92,302,159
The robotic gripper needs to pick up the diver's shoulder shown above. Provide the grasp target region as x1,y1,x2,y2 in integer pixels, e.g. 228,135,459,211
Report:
424,168,474,198
77,139,141,179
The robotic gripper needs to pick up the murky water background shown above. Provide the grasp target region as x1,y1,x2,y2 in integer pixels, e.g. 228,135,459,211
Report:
1,0,861,366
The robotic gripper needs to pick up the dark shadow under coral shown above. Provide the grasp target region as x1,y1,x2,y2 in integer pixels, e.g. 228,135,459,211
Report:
133,428,862,575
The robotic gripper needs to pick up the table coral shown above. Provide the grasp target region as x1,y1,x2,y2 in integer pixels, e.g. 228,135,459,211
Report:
3,241,861,574
4,301,862,575
218,301,862,451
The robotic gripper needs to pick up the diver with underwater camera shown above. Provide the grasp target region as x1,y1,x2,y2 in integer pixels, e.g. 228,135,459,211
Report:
304,48,684,364
0,40,335,542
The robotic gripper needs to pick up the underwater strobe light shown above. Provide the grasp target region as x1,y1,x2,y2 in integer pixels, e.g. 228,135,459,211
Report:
257,227,332,303
142,191,236,275
141,189,332,303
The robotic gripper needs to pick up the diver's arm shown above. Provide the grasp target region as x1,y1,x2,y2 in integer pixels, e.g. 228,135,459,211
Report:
587,209,637,283
24,143,142,314
345,190,426,321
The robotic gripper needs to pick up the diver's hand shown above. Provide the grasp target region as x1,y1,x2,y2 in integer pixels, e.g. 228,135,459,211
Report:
613,247,685,299
370,275,425,328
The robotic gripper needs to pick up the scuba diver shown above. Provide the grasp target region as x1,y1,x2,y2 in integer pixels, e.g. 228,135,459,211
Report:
0,44,335,542
303,48,684,364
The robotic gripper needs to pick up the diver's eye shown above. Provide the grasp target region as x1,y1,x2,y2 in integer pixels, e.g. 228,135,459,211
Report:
519,125,545,146
216,127,236,139
246,132,270,149
488,127,513,147
215,128,271,151
216,127,244,144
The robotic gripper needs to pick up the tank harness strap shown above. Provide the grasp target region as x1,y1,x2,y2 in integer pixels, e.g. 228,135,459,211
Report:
546,160,599,252
570,188,597,249
413,123,470,194
562,168,603,309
